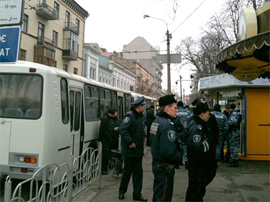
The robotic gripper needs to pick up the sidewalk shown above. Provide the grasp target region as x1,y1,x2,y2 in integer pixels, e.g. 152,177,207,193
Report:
76,147,270,202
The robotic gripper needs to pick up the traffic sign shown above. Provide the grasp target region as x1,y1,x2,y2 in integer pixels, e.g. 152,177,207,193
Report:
0,0,24,26
0,26,20,63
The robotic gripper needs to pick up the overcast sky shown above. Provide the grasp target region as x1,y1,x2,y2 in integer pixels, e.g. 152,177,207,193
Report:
76,0,224,96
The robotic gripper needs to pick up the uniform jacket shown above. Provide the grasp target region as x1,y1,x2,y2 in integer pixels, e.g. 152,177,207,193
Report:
150,111,182,166
177,107,192,126
120,108,146,157
211,111,229,134
187,115,216,166
228,109,240,131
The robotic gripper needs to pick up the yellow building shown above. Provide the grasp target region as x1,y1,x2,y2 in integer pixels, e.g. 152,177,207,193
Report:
20,0,88,75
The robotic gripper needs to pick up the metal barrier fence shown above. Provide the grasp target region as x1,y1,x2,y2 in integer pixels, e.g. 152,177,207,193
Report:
4,143,102,202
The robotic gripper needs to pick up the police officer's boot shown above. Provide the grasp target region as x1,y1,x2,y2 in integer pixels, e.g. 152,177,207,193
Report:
228,159,239,167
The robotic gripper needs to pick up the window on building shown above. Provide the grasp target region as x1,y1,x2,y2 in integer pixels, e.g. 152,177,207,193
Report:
90,68,93,79
52,30,58,47
37,22,44,44
70,32,78,52
22,14,28,33
54,2,59,19
39,0,45,5
63,64,68,71
73,68,78,75
113,78,115,86
93,69,96,79
75,19,80,33
18,49,26,60
65,11,70,28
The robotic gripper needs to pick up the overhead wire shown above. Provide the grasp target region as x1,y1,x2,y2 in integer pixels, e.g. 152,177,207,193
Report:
171,0,207,34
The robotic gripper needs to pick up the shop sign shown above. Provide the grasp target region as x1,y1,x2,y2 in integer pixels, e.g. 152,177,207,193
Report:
233,66,261,81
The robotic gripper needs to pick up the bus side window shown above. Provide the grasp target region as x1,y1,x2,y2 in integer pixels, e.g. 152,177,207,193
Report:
100,89,112,116
60,78,69,124
84,84,99,121
111,90,117,110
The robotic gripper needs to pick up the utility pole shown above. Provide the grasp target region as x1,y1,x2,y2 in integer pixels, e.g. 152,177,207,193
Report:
179,75,182,101
166,30,171,94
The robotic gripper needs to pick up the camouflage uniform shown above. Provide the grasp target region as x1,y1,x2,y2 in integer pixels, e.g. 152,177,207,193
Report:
177,107,192,162
228,109,240,160
210,111,229,160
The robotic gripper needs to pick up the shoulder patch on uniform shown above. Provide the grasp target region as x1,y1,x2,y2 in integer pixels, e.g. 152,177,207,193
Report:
123,117,130,123
168,130,176,142
193,134,201,144
150,122,159,135
197,125,202,130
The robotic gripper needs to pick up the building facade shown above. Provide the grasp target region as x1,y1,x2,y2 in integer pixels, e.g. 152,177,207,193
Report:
83,43,101,80
20,0,88,75
108,55,136,91
135,62,154,96
122,37,163,97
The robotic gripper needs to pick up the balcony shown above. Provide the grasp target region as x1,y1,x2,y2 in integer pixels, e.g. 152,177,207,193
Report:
62,38,78,61
64,22,79,34
36,3,58,20
37,36,55,50
34,37,56,67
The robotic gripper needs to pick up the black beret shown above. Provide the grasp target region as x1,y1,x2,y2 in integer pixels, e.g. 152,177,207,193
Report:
230,103,236,109
107,109,115,115
177,101,184,107
213,104,221,112
193,102,209,115
159,95,177,107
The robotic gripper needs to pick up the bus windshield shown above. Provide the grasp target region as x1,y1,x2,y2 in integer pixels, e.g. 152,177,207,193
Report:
0,74,43,119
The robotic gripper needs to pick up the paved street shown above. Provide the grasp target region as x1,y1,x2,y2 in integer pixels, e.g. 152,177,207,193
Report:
75,147,270,202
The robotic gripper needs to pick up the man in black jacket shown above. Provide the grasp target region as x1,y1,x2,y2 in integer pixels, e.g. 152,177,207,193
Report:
151,95,182,202
118,97,147,201
185,102,218,202
99,109,116,175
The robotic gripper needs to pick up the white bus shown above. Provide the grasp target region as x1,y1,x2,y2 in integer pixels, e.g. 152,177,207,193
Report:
0,61,156,179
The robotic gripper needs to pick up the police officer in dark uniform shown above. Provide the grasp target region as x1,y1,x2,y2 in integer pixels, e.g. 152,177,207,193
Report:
185,102,218,202
118,96,147,201
150,95,182,202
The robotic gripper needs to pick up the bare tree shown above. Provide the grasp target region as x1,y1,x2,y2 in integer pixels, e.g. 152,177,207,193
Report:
175,0,268,94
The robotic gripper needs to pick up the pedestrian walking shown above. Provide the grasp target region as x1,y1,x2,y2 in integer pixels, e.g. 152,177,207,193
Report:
118,96,147,201
150,95,182,202
228,103,240,167
211,104,229,161
99,109,117,175
185,102,218,202
146,105,155,146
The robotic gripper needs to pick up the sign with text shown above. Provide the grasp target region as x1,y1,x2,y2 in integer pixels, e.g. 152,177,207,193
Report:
156,54,181,64
0,0,24,26
0,26,20,63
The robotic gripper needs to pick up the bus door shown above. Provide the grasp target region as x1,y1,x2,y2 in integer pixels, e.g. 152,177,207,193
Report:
69,88,82,157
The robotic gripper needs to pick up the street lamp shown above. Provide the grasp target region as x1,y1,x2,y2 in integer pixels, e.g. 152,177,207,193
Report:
143,14,172,94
